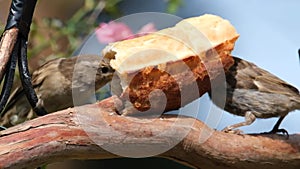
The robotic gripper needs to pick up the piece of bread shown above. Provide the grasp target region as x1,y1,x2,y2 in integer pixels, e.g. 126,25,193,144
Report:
103,14,239,115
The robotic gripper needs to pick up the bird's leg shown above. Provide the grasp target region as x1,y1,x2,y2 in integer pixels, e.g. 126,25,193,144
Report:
263,116,289,138
222,111,256,134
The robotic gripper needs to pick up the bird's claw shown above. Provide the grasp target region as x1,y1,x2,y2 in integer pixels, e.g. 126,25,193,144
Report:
261,128,289,139
222,127,244,135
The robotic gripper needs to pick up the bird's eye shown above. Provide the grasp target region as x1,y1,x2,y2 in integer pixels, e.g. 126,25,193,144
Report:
101,67,109,73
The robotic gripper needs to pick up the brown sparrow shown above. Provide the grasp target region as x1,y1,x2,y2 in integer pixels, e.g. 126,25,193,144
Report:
209,56,300,135
0,55,114,127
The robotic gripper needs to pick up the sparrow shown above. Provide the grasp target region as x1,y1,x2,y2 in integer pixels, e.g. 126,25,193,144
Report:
209,56,300,135
0,55,114,127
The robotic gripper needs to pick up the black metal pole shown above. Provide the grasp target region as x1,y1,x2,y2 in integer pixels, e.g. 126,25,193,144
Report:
0,38,19,114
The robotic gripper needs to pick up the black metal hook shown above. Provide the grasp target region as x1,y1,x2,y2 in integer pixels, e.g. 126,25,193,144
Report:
0,37,19,113
5,0,37,39
19,37,47,115
0,0,47,116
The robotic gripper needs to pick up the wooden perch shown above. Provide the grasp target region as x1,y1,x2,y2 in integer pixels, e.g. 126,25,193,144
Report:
0,96,300,169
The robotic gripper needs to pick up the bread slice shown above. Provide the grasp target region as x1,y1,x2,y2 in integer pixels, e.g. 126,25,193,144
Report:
102,14,239,115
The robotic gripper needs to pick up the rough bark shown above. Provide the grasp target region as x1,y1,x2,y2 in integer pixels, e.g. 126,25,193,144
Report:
0,96,299,169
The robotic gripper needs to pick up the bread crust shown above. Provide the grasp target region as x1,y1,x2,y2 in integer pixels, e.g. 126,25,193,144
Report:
103,14,239,115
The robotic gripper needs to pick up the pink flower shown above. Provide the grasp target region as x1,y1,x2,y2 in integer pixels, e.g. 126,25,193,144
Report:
136,23,157,37
96,21,133,43
96,21,157,44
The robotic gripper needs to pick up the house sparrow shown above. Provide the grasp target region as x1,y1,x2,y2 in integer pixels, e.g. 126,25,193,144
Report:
0,55,114,127
209,56,300,135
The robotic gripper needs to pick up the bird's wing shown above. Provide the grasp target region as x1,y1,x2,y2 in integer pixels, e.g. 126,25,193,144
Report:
232,56,299,96
254,74,299,96
1,86,25,118
0,59,58,118
31,58,65,88
0,76,44,118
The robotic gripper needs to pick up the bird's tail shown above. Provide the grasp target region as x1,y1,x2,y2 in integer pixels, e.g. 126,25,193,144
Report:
298,48,300,63
297,49,300,109
294,94,300,110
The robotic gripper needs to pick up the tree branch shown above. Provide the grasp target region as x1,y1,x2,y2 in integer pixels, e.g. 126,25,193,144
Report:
0,96,299,169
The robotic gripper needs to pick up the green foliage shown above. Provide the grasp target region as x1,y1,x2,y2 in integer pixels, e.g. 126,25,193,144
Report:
0,21,4,35
2,0,183,60
29,0,101,59
103,0,183,16
104,0,123,17
166,0,183,14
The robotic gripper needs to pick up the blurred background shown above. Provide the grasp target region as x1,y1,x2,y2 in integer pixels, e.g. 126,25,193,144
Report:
1,0,300,168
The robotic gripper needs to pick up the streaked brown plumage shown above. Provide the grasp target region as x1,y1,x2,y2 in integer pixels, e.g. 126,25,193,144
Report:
209,56,300,134
0,55,114,127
